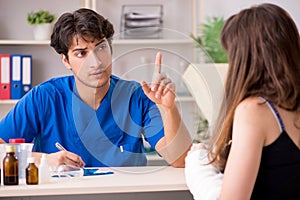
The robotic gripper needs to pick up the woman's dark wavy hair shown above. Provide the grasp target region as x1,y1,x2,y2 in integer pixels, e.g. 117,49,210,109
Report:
208,3,300,170
50,8,114,59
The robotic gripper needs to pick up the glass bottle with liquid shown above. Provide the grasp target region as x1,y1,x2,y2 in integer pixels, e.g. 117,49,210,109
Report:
3,145,19,185
26,157,38,185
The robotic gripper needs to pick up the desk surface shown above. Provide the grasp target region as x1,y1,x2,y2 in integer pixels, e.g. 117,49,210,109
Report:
0,166,188,197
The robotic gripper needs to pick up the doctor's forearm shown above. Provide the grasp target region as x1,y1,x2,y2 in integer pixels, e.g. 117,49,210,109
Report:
156,104,192,167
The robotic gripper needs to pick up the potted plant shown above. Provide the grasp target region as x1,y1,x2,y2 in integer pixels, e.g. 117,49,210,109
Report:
27,10,56,40
191,16,228,63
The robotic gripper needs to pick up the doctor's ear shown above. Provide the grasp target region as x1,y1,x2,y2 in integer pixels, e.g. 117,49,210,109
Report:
61,54,72,70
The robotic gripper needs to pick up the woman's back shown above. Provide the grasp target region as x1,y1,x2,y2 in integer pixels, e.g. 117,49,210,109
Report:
251,98,300,199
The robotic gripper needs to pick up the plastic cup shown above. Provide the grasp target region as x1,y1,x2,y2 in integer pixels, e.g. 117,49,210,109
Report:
0,144,7,185
17,143,34,180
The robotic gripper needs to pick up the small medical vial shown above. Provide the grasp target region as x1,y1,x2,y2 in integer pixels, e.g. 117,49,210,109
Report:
26,157,38,185
3,145,19,185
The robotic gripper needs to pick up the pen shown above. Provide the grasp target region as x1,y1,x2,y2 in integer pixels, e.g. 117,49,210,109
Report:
55,142,85,167
55,142,67,151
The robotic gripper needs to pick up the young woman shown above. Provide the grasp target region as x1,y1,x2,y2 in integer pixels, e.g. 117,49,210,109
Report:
185,3,300,199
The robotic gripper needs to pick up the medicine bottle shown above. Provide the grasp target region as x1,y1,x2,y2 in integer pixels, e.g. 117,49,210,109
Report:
26,157,38,185
39,154,51,184
3,145,19,185
8,138,26,180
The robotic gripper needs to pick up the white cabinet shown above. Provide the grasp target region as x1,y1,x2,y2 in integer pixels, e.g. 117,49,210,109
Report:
0,0,201,136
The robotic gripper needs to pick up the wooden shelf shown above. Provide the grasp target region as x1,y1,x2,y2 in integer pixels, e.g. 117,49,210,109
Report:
175,95,194,102
0,39,194,46
0,100,18,105
112,39,194,45
0,40,50,45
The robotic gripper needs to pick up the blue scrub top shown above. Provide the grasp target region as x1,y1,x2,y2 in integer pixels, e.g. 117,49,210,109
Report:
0,75,164,167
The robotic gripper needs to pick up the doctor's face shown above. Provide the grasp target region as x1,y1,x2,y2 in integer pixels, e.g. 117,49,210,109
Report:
63,35,112,88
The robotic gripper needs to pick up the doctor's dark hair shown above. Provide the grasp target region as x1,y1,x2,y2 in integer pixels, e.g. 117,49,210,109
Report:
208,3,300,169
50,8,114,59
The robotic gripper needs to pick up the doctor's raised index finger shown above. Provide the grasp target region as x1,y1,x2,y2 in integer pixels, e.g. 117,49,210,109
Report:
155,52,162,74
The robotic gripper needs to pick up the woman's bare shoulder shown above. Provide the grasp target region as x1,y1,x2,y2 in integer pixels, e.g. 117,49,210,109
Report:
233,97,271,145
235,97,268,116
234,97,272,133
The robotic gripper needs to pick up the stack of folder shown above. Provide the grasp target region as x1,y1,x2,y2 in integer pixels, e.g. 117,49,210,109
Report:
120,5,163,39
0,54,32,100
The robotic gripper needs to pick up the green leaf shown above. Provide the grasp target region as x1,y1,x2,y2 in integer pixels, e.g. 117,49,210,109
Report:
27,10,56,25
191,16,228,63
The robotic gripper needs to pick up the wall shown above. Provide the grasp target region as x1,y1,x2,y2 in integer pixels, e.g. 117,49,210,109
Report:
0,0,82,40
201,0,300,29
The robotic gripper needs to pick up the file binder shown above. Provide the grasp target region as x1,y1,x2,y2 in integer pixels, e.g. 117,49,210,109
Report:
21,55,32,96
10,54,22,99
0,54,11,99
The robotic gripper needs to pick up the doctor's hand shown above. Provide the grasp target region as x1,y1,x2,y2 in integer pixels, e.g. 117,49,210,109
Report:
48,151,85,167
33,151,85,167
141,52,176,110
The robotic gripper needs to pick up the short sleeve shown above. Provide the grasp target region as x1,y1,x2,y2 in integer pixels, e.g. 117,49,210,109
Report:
0,86,42,142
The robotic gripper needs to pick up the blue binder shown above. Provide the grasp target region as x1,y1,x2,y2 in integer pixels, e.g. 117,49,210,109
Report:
21,55,32,97
10,54,22,99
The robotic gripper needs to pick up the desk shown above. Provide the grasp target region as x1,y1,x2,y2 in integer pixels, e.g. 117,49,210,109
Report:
0,166,193,200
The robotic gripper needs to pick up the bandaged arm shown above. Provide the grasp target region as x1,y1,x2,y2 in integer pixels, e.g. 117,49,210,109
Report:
185,149,223,200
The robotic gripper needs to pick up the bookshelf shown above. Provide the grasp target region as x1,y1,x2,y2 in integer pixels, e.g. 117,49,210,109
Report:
0,0,201,139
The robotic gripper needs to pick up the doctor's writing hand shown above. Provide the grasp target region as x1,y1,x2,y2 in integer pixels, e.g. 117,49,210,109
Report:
141,52,176,109
45,151,85,167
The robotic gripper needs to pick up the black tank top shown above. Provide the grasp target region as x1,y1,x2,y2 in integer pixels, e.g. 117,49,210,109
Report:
251,99,300,199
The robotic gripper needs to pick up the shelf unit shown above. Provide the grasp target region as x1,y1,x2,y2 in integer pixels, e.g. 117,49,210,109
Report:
0,38,195,102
